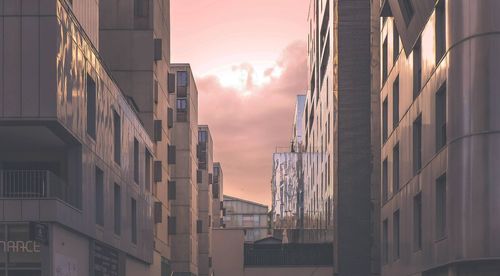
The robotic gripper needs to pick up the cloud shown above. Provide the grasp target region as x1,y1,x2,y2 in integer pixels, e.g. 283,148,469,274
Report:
196,40,308,206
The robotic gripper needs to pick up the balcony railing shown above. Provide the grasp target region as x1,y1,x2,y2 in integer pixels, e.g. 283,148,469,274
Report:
0,170,67,200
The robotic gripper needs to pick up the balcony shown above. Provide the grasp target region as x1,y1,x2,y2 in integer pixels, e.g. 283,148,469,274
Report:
0,170,70,204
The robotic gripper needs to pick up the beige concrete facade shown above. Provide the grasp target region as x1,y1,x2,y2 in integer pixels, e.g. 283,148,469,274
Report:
169,64,200,276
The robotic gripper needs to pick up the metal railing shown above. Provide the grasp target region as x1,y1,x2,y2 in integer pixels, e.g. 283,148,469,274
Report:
0,170,67,200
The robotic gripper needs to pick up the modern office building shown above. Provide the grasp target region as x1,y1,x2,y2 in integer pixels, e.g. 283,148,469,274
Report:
0,0,163,275
197,125,214,276
223,196,269,243
169,64,200,276
212,162,224,229
305,0,380,275
379,0,500,275
99,0,173,272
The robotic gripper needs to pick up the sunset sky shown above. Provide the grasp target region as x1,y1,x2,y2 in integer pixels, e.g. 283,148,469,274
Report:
171,0,309,206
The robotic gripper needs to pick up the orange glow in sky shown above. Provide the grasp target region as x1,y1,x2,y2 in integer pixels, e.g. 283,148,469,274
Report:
171,0,309,206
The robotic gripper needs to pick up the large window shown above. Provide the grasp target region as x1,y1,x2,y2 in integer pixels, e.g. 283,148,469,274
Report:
413,192,422,250
393,23,400,62
436,83,447,152
393,143,400,192
176,99,188,122
114,184,121,235
436,174,447,239
435,0,446,64
86,74,96,139
393,210,400,260
413,115,422,175
95,167,104,226
413,39,422,99
393,76,400,128
177,71,188,97
383,97,388,143
399,0,414,26
131,198,137,244
113,110,121,165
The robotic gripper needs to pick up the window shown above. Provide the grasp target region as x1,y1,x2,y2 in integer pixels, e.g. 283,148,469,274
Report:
168,73,175,93
382,219,388,264
154,160,162,182
393,210,400,260
168,216,176,235
393,144,400,192
382,37,388,83
168,108,174,128
134,0,149,17
177,71,188,97
393,23,400,62
161,257,172,276
208,173,213,184
87,74,96,139
131,198,137,244
114,184,121,235
436,173,447,239
413,39,422,99
393,76,400,128
383,158,388,202
154,38,162,61
436,83,447,152
413,193,422,250
176,99,187,111
145,150,152,191
197,220,202,234
154,120,162,141
197,170,202,184
435,0,446,64
133,139,139,183
154,202,162,224
95,167,104,226
199,130,208,143
399,0,414,26
113,110,121,165
413,115,422,175
168,181,176,200
383,97,388,143
168,145,176,164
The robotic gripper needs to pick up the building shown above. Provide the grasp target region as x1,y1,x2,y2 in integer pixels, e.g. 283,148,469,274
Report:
0,0,164,275
212,162,224,228
197,125,214,276
292,95,307,153
223,196,269,242
169,64,200,276
99,0,173,272
304,0,380,275
379,0,500,275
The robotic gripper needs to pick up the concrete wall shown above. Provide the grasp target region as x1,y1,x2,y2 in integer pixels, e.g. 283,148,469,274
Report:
244,267,333,276
212,229,244,276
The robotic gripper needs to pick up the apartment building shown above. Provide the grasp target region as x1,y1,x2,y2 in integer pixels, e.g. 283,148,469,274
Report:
197,125,214,276
212,162,224,229
0,0,162,275
169,64,200,276
305,0,380,275
223,196,269,243
379,1,500,275
99,0,173,272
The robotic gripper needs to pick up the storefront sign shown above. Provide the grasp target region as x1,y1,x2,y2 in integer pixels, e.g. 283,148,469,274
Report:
0,240,41,253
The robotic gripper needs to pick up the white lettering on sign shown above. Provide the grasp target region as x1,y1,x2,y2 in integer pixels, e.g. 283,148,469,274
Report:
0,240,41,253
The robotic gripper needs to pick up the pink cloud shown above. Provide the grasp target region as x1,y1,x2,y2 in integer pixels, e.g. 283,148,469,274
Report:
197,41,308,206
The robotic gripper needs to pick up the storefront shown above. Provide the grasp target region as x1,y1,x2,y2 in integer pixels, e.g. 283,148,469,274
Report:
0,224,43,276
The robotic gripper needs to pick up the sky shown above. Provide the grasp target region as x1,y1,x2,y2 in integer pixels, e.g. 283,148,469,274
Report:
171,0,310,206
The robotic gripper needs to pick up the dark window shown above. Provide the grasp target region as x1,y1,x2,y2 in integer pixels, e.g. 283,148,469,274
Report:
131,198,137,244
133,139,139,183
134,0,149,17
168,145,176,164
435,0,446,64
154,120,163,141
168,73,175,93
176,99,188,122
393,210,400,260
382,37,388,83
436,173,447,239
208,173,213,184
168,108,174,128
413,39,422,99
154,80,159,103
114,184,121,235
154,202,162,224
383,158,388,202
95,167,104,226
197,220,203,234
145,150,152,191
436,82,447,152
87,74,96,139
154,38,162,61
168,216,176,235
213,184,220,199
154,161,162,182
383,97,388,143
382,219,388,264
413,115,422,175
198,130,208,142
393,76,399,128
393,23,400,62
197,170,202,184
413,193,422,250
168,181,176,200
113,111,121,165
177,71,188,97
161,257,172,276
393,144,400,192
399,0,414,26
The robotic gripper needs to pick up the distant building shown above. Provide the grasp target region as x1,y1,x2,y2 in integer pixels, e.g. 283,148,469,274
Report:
223,196,269,242
212,163,225,228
